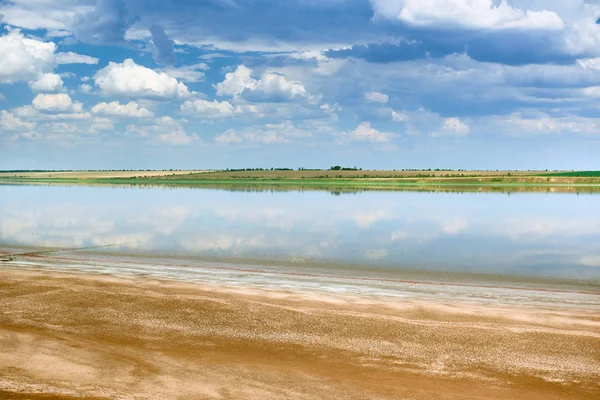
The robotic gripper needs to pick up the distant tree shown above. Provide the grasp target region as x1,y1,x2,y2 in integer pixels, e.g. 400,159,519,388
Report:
330,165,342,170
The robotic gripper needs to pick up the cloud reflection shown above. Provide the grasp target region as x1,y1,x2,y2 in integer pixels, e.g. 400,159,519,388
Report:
1,187,599,279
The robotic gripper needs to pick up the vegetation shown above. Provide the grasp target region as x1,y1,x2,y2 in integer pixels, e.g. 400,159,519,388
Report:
1,169,600,194
330,166,361,171
540,171,600,177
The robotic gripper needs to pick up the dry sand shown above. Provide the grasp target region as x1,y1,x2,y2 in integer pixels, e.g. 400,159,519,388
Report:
0,268,599,400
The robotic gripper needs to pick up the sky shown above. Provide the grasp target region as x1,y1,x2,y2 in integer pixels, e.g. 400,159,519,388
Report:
1,0,600,170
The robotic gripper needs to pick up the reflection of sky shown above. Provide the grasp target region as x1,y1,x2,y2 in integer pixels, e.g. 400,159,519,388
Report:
1,185,600,280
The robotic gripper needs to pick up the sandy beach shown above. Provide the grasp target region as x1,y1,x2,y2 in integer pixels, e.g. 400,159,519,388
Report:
1,264,599,400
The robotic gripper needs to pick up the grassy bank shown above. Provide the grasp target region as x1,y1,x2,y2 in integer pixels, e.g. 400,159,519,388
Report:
1,170,600,193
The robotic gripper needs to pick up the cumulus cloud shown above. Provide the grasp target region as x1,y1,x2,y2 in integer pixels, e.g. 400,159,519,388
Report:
13,104,91,122
126,115,198,145
0,29,99,86
214,121,312,145
215,128,286,145
0,110,37,131
32,93,82,113
93,58,190,99
215,65,313,102
28,73,64,92
92,101,153,118
430,117,470,137
246,72,310,102
338,122,393,143
12,108,90,125
365,91,389,104
370,0,564,31
180,99,236,118
215,65,256,97
156,130,198,145
79,83,94,93
0,29,55,83
91,117,115,132
150,24,175,66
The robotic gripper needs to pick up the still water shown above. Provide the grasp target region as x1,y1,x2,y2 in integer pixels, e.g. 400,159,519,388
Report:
1,185,600,282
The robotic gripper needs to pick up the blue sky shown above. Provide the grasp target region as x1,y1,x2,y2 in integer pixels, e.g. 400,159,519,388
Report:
1,0,600,170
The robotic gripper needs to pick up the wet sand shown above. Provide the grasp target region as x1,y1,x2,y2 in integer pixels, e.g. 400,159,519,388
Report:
1,267,599,399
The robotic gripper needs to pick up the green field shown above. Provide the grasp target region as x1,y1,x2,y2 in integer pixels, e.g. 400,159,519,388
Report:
541,171,600,177
1,169,600,193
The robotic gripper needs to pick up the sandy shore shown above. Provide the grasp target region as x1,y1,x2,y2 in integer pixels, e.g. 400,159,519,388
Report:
1,267,599,399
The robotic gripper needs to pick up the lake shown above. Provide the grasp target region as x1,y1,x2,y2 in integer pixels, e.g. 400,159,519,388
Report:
2,184,600,400
1,184,599,304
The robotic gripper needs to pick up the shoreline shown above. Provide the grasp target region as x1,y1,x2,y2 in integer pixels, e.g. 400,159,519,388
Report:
1,266,599,399
1,169,600,193
2,252,599,308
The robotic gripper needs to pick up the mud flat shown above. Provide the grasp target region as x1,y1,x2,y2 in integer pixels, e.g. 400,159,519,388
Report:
0,259,599,400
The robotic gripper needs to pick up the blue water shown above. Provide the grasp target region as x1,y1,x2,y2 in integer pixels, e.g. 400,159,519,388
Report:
1,184,600,282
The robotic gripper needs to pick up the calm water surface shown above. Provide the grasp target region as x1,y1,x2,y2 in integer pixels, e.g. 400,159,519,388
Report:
1,185,600,283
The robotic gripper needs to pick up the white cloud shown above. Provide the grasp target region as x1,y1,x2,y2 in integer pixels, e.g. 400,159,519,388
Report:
365,91,389,104
13,105,91,121
93,59,190,99
494,112,600,135
0,93,5,101
180,99,236,118
581,84,600,97
215,128,287,145
157,130,199,145
79,84,93,93
215,65,313,102
246,71,309,102
0,29,55,83
0,110,37,131
91,117,115,132
215,65,257,97
430,117,470,137
55,51,99,65
159,63,209,82
371,0,565,31
214,121,312,145
46,30,72,38
338,122,393,142
127,116,198,145
39,122,77,133
0,0,87,31
32,93,81,113
391,110,409,122
0,29,97,86
577,58,600,71
28,73,64,92
92,101,154,118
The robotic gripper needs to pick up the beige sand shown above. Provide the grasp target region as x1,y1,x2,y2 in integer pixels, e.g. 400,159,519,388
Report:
0,268,599,399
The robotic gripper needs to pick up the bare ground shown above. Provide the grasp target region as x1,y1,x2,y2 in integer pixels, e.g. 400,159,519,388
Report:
1,268,599,400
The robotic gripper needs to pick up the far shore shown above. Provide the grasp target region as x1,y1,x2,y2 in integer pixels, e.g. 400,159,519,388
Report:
1,169,600,192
